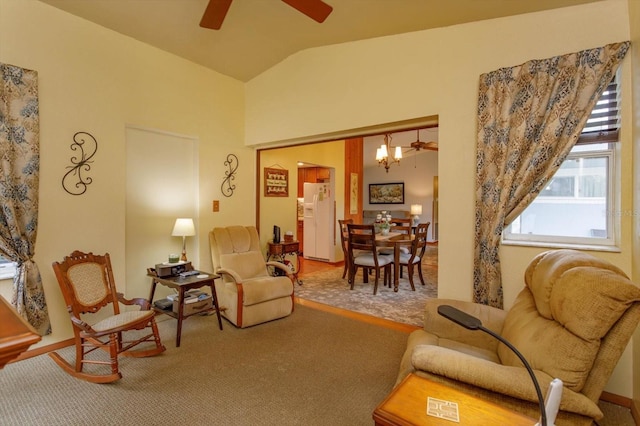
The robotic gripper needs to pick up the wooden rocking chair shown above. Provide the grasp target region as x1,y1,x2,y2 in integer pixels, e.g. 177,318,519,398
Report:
50,250,165,383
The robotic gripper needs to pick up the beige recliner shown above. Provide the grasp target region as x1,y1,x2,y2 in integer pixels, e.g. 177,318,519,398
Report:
397,249,640,425
209,226,294,328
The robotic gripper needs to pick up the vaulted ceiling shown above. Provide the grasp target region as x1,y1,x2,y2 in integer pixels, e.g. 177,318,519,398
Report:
38,0,601,82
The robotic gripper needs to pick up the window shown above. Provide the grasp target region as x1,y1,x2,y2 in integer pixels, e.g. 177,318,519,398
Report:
0,256,17,280
504,76,620,248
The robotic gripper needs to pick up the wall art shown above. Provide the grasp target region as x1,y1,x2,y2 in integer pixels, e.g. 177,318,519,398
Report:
62,131,98,196
369,182,404,204
221,153,238,197
264,166,288,197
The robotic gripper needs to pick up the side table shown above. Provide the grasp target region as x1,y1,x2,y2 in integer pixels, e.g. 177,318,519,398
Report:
373,374,535,425
147,270,223,347
267,241,302,285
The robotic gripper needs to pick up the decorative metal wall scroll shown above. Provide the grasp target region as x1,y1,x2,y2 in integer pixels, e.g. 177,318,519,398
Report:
62,131,98,196
221,153,238,197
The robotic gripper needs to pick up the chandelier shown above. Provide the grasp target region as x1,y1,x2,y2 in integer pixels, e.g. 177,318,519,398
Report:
375,134,402,173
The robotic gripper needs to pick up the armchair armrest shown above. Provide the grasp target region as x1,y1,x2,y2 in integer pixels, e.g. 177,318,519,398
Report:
216,268,243,284
424,299,507,353
411,346,602,419
266,261,294,279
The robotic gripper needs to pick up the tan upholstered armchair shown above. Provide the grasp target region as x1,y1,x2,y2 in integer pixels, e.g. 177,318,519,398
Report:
209,226,294,328
397,249,640,425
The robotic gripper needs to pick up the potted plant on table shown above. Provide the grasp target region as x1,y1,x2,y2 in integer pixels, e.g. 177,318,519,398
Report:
376,211,392,235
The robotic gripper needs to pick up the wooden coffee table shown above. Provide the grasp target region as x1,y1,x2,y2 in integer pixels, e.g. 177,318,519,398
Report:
373,373,536,425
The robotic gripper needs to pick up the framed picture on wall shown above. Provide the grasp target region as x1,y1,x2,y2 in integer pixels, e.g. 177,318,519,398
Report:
264,167,289,197
369,182,404,204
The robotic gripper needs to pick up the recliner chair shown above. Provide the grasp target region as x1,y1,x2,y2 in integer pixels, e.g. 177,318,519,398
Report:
397,249,640,425
209,226,294,328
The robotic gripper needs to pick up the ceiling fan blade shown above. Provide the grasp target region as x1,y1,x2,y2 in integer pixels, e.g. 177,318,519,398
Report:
200,0,233,30
281,0,333,23
410,141,438,151
423,141,438,151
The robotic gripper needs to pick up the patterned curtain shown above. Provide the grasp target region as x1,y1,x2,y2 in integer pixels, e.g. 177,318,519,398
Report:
474,42,629,309
0,63,50,335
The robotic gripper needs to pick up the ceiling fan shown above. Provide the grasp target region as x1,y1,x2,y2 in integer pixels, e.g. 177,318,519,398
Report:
200,0,334,30
408,129,438,151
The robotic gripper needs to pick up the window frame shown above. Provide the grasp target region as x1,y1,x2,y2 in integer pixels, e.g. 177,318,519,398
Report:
503,144,616,249
502,73,620,251
0,256,17,280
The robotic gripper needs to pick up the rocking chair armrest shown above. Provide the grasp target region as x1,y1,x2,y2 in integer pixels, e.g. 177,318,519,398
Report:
68,310,95,333
116,292,150,310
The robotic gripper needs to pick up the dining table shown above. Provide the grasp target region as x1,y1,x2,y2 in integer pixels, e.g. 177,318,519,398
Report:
375,231,413,292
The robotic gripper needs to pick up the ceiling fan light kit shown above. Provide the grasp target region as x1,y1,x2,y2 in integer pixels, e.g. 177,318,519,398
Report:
200,0,333,30
375,130,438,173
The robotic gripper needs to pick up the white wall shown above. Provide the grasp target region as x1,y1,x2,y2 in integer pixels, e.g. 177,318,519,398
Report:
245,0,635,396
0,0,251,347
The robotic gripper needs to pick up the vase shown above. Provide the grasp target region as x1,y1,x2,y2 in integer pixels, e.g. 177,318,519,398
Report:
381,228,389,236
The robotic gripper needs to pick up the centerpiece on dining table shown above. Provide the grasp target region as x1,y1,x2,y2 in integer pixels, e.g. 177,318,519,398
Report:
375,211,393,235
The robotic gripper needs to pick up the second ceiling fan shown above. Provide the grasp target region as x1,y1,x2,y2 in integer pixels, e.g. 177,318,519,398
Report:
200,0,333,30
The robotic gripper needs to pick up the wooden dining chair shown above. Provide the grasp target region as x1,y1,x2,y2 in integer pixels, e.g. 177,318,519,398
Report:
379,224,411,258
50,251,166,383
398,222,430,290
347,224,393,295
338,219,354,279
391,217,412,226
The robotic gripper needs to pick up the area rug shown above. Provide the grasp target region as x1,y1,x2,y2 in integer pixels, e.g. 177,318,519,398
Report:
0,305,408,426
296,246,438,327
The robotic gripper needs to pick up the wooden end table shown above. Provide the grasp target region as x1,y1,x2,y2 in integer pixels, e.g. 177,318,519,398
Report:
148,271,223,347
373,373,535,425
266,240,302,285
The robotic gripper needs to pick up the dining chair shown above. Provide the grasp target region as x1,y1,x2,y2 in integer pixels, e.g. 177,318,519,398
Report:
347,224,393,295
379,224,411,258
338,219,354,279
398,222,430,290
391,217,412,226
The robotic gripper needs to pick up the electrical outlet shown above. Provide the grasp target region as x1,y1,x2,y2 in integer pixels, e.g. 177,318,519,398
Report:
212,200,219,212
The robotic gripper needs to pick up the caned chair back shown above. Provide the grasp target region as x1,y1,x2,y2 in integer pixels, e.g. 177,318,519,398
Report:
52,251,120,316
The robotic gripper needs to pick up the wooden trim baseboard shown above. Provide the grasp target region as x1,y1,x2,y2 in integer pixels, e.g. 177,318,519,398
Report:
295,297,420,334
600,391,632,408
631,398,640,425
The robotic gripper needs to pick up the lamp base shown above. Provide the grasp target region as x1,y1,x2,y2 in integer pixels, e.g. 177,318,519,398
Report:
181,236,188,261
412,215,420,227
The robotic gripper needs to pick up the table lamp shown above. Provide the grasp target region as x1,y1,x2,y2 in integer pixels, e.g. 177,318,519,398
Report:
410,204,422,227
172,218,196,261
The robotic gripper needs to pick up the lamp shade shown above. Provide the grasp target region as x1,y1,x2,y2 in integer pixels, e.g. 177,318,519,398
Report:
410,204,422,215
171,218,196,237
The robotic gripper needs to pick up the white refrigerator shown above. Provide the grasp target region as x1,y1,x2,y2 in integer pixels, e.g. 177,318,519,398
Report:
303,182,334,261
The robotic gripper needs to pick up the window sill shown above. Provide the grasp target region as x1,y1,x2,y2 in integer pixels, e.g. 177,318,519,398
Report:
502,239,621,253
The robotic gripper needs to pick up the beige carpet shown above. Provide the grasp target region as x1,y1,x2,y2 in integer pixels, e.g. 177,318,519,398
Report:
0,305,408,426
